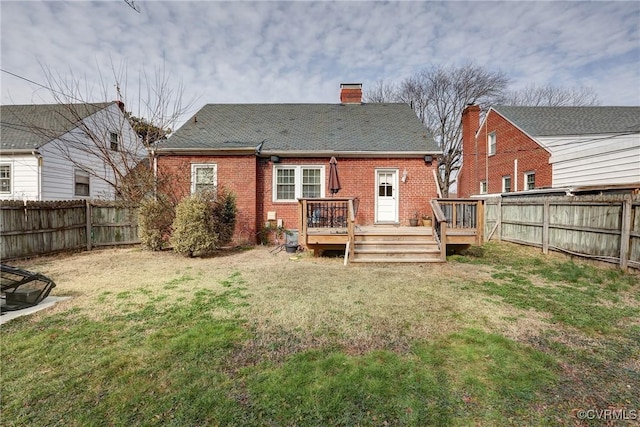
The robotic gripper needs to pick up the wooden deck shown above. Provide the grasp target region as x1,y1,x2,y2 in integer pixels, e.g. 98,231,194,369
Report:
298,198,484,264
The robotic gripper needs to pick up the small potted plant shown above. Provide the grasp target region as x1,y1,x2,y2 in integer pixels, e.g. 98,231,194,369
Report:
409,211,419,227
421,214,432,227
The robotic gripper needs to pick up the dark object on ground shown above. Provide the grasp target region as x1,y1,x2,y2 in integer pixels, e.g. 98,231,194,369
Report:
1,264,56,313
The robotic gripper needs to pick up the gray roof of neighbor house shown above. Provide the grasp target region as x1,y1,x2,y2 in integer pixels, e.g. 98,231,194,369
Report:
0,102,113,151
159,103,439,153
492,106,640,137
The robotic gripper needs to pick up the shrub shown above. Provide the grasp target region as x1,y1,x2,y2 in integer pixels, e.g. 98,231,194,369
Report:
170,189,237,257
210,189,237,247
138,197,175,251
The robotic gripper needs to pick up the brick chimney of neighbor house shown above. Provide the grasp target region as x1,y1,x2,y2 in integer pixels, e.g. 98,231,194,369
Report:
460,103,481,197
340,83,362,104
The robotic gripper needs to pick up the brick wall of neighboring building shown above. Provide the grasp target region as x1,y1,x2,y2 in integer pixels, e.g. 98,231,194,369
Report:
159,154,439,244
458,106,553,197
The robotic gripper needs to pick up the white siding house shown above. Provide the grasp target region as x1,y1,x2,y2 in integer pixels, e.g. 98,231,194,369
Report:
545,133,640,187
0,102,144,201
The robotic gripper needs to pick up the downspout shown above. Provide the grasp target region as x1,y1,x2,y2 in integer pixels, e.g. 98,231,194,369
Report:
32,150,43,200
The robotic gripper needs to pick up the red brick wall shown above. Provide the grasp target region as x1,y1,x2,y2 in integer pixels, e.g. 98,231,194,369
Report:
259,157,439,230
157,155,258,244
159,154,440,244
459,109,552,197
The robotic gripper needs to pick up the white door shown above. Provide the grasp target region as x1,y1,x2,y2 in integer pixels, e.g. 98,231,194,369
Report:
375,169,399,223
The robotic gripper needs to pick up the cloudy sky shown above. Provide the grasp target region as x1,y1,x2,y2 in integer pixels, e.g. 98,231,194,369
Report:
1,0,639,124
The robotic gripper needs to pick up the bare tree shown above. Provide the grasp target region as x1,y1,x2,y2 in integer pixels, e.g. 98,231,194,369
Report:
363,80,399,103
8,63,193,202
379,64,509,196
501,83,600,106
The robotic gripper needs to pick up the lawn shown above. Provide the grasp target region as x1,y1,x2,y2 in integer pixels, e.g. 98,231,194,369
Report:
2,243,639,426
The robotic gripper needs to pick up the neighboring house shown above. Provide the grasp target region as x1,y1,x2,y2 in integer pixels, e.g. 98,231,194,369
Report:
0,102,143,200
156,83,441,243
457,105,640,197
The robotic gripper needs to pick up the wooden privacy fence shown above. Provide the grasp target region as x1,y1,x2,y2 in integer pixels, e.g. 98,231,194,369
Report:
484,193,640,270
1,200,139,260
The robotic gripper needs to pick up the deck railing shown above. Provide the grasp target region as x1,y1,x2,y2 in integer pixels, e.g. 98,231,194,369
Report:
433,198,484,246
298,197,357,261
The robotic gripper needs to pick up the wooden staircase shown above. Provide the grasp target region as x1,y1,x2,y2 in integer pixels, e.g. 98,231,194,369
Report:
351,227,443,263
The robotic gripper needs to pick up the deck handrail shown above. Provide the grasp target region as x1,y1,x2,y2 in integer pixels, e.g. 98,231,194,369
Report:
430,199,448,261
347,199,355,263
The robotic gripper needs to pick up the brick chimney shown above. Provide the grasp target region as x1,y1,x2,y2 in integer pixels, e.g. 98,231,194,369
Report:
340,83,362,104
460,104,481,197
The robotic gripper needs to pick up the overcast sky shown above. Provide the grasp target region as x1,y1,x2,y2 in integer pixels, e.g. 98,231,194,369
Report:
1,1,639,124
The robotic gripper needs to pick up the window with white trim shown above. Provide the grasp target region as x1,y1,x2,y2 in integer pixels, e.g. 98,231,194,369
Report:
74,170,90,197
191,163,217,194
479,180,487,195
502,175,512,193
488,132,496,156
109,132,119,151
0,164,11,194
524,172,535,191
273,165,325,202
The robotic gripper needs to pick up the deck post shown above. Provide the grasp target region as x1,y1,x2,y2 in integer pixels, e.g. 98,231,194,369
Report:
440,222,447,261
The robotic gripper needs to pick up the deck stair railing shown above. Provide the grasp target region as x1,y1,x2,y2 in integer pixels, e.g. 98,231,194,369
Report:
430,199,448,261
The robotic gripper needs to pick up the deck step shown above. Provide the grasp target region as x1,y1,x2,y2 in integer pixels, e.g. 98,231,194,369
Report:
351,231,443,263
351,257,444,263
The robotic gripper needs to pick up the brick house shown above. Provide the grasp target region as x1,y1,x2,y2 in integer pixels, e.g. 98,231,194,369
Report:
457,105,640,197
156,84,442,244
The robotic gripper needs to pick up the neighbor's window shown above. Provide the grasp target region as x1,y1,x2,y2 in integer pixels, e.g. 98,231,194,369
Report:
273,165,325,202
488,132,496,156
525,172,535,191
479,180,487,195
109,132,119,151
502,175,512,193
0,164,11,194
74,170,90,197
191,163,217,194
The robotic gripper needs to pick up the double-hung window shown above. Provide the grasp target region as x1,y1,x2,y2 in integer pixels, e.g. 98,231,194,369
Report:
0,164,11,194
74,169,90,197
488,132,496,156
191,163,217,194
524,172,535,190
502,175,512,193
479,180,487,195
274,165,325,202
109,132,119,151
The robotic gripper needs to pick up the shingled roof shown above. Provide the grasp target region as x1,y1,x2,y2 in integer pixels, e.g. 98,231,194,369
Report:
1,102,113,151
492,106,640,137
159,103,439,154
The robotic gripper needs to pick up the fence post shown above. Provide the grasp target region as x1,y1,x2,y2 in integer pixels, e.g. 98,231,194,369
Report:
497,197,502,242
86,201,92,251
542,200,550,255
620,197,632,271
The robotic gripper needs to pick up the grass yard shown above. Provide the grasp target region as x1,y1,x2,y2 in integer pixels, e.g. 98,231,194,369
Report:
1,242,639,426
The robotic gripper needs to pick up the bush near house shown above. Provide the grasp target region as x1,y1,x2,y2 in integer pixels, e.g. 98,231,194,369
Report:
170,190,237,257
138,196,175,251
